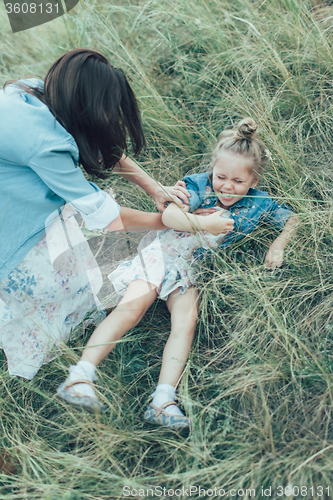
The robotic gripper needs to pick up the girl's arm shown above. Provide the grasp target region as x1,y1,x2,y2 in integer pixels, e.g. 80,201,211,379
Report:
161,202,234,236
105,207,166,232
264,215,299,269
113,155,190,210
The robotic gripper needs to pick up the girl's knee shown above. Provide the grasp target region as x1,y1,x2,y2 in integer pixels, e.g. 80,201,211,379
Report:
119,280,157,309
171,314,198,338
110,298,151,327
186,304,199,323
186,295,199,321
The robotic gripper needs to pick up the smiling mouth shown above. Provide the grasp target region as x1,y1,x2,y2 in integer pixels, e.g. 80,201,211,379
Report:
220,193,234,199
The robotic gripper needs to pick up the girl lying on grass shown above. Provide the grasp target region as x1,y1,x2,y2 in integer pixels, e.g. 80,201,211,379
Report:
57,118,298,429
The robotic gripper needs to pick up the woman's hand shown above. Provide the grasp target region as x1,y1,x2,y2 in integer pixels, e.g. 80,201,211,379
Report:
115,157,190,211
205,211,234,236
153,180,190,211
264,242,284,269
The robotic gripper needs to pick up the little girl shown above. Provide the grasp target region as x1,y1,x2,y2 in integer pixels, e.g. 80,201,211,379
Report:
57,118,298,428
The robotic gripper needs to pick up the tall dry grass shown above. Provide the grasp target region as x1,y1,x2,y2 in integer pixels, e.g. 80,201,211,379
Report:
1,0,333,498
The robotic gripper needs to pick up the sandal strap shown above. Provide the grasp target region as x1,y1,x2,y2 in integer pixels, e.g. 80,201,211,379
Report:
161,401,178,409
64,379,95,390
151,401,178,417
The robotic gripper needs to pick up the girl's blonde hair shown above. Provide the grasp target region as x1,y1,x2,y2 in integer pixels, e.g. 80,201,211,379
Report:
212,118,270,177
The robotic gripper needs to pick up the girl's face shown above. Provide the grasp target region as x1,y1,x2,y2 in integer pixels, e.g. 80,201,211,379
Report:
212,151,258,208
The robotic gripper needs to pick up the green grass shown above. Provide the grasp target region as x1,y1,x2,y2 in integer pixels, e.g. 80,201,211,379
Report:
2,0,333,498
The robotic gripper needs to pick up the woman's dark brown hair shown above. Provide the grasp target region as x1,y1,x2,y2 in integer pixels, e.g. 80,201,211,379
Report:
5,48,146,179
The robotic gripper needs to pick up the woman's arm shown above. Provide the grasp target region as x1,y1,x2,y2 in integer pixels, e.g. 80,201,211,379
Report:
114,155,190,210
161,202,234,235
264,215,299,269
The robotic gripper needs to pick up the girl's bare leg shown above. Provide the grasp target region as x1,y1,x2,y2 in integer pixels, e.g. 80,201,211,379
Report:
147,287,198,418
80,279,158,366
158,286,199,387
59,279,157,405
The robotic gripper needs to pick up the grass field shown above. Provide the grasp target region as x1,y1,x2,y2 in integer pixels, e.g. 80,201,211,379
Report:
1,0,333,498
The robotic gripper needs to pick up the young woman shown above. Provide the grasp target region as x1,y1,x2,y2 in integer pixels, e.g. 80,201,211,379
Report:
0,48,189,380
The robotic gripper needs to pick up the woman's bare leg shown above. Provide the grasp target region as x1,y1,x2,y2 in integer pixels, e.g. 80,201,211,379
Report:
81,279,158,366
158,286,199,387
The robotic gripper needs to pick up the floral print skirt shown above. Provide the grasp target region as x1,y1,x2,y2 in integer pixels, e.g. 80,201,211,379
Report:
0,206,103,379
109,227,227,301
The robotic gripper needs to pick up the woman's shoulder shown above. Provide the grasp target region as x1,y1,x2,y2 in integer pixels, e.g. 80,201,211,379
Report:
0,78,44,109
1,78,43,95
0,79,78,163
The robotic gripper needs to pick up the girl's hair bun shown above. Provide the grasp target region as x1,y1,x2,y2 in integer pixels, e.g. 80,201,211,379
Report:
213,116,268,177
237,118,258,139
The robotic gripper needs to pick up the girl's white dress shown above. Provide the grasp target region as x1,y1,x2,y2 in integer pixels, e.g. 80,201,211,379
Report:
109,209,230,300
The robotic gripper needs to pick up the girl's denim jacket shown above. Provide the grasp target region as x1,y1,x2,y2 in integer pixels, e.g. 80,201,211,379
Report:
182,171,293,259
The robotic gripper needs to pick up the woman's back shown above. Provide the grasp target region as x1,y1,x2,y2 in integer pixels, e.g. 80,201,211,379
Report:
0,80,88,280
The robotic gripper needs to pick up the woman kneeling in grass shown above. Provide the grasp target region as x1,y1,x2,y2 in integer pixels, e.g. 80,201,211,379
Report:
57,118,298,429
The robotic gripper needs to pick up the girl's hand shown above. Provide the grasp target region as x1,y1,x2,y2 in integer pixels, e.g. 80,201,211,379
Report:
264,215,299,269
264,242,284,269
153,181,190,211
205,211,234,236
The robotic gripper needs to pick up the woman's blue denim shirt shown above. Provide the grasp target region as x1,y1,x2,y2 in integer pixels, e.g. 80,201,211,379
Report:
0,80,120,281
182,171,293,258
